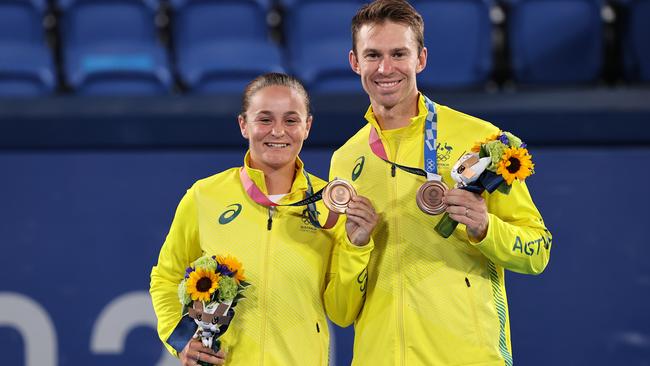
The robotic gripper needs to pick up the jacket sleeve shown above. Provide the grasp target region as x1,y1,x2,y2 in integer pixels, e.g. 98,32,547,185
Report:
323,217,374,327
471,179,552,275
149,187,203,356
323,153,374,327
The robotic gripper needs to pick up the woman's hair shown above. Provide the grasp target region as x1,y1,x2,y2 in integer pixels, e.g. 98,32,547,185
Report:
240,73,311,118
351,0,424,55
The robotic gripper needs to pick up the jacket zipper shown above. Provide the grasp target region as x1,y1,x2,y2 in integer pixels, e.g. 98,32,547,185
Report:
267,207,274,230
260,207,274,365
392,161,405,365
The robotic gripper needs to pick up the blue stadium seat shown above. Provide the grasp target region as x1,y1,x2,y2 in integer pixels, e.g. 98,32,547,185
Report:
617,0,650,82
506,0,603,85
413,0,493,89
170,0,283,94
0,0,56,96
283,0,364,93
57,0,172,95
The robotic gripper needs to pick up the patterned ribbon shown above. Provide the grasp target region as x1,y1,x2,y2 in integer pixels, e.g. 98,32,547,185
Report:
239,167,338,229
368,95,443,182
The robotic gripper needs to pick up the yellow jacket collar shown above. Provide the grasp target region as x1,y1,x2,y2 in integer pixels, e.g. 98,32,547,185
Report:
364,93,429,136
243,151,309,203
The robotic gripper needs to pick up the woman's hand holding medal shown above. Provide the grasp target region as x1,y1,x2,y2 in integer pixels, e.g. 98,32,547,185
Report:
344,195,379,246
322,179,378,246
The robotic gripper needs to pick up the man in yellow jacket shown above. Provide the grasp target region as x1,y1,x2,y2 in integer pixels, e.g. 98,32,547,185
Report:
329,1,553,365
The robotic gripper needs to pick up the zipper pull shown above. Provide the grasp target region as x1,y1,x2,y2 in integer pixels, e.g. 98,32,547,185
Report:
267,207,274,230
391,163,396,177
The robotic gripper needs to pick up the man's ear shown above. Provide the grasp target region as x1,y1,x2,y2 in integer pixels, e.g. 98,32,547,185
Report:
350,50,361,75
416,47,428,73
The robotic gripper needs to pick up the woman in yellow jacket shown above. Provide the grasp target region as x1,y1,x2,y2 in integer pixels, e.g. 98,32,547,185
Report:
150,73,378,366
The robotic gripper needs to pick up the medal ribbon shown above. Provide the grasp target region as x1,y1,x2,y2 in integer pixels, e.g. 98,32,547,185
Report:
239,167,338,229
368,95,442,181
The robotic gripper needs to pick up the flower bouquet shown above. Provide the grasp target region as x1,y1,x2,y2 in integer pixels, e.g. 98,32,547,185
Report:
434,131,535,238
173,254,249,365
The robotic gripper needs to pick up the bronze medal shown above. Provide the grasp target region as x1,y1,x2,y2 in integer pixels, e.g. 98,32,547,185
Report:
323,179,357,214
416,180,448,215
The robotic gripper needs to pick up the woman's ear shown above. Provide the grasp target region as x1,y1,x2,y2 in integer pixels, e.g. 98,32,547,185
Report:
238,114,249,139
303,114,313,140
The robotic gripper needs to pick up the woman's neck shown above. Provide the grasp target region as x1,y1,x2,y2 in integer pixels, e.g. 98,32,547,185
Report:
251,161,296,195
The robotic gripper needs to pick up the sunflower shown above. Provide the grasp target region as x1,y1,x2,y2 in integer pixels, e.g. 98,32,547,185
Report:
217,255,246,283
471,132,501,153
186,268,220,302
496,147,534,185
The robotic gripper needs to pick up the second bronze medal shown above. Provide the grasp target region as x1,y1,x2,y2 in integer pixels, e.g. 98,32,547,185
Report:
416,180,448,215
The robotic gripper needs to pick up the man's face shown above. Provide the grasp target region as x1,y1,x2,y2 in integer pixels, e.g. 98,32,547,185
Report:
350,21,427,110
238,85,312,172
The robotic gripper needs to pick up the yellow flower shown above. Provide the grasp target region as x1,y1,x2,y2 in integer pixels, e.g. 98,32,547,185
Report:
471,132,501,153
217,255,246,283
496,147,534,185
186,268,220,302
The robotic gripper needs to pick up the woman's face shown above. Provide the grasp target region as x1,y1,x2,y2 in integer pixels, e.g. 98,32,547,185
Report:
238,85,312,172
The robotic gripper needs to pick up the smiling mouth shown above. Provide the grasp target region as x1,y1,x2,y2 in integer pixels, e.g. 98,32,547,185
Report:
264,143,289,148
375,80,401,88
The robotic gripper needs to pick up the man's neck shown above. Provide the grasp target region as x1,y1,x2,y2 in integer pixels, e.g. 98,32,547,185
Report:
372,93,420,130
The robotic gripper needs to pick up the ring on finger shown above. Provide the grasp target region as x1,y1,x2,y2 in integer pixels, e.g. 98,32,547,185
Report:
197,351,201,362
465,208,469,217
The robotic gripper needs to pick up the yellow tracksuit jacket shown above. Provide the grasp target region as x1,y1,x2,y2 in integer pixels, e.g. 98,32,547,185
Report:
329,94,552,366
150,155,373,365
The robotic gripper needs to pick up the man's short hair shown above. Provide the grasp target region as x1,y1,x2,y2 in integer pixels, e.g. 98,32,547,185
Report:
351,0,425,55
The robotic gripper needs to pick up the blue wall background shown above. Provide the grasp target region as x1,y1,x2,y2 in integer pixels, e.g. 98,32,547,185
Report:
1,146,649,365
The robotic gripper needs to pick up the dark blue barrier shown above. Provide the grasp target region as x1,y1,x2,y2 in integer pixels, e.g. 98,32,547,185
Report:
1,147,648,365
2,88,650,149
